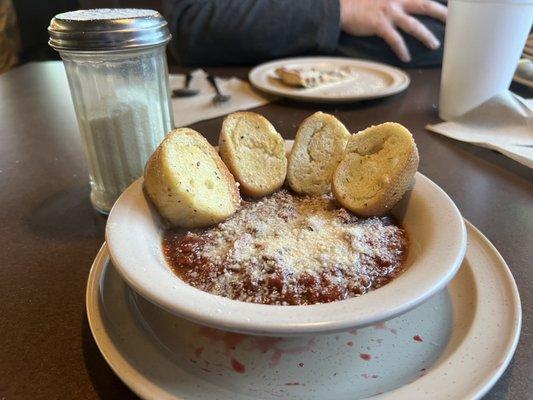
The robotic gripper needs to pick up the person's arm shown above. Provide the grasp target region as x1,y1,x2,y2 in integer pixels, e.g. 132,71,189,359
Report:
163,0,341,66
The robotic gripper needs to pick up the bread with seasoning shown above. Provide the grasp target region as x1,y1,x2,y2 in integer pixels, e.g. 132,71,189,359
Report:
275,67,355,88
287,111,351,195
219,112,287,197
332,122,419,216
144,128,240,228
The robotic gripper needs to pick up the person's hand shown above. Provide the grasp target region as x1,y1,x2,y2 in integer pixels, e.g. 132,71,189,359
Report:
340,0,447,62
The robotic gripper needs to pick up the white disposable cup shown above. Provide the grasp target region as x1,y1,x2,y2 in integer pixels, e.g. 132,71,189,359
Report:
439,0,533,120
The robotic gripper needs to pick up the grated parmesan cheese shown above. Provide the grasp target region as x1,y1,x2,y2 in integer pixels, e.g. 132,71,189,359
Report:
163,190,407,305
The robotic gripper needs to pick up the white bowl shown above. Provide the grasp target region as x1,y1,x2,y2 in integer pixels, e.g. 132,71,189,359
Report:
106,151,466,337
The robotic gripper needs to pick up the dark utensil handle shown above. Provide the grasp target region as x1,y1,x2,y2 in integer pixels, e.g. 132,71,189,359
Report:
184,72,193,89
207,75,222,95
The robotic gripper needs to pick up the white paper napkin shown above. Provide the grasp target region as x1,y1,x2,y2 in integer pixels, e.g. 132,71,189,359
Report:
426,91,533,168
170,69,276,128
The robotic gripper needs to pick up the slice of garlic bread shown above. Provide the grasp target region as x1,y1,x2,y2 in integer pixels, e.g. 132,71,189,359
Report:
219,112,287,197
332,122,419,216
287,112,350,195
144,128,240,228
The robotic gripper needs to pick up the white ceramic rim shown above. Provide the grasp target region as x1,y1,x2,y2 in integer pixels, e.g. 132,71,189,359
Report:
105,162,467,335
86,221,522,400
248,57,410,103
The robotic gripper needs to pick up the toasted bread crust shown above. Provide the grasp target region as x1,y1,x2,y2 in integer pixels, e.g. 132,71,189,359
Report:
275,68,307,87
219,112,287,197
287,112,350,195
144,128,240,228
332,122,419,216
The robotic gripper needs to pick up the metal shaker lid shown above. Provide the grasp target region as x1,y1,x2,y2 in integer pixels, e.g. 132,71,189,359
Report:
48,8,171,51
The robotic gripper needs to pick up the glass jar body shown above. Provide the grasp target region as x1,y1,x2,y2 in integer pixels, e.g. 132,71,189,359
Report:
59,46,173,213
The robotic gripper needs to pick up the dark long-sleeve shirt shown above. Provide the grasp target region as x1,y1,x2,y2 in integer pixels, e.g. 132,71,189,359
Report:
163,0,445,68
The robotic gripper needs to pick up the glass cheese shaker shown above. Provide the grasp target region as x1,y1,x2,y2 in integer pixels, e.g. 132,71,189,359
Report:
48,9,174,214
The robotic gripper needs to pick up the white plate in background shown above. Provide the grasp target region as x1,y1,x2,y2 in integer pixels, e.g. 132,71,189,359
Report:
248,57,410,103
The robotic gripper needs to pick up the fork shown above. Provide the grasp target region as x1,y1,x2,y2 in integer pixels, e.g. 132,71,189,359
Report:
207,75,231,104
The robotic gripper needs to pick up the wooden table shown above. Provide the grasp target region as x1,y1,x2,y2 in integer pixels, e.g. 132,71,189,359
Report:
0,61,531,399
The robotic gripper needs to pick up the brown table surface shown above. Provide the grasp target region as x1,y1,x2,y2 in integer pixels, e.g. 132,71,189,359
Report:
0,61,531,399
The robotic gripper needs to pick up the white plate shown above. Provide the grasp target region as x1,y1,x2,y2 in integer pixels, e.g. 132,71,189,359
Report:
248,57,410,103
87,221,521,400
106,140,466,336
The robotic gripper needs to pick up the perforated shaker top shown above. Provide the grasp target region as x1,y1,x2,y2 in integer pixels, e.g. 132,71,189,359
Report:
48,8,171,51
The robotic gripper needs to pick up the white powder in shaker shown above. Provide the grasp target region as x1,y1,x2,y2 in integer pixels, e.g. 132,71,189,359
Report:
78,96,166,212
